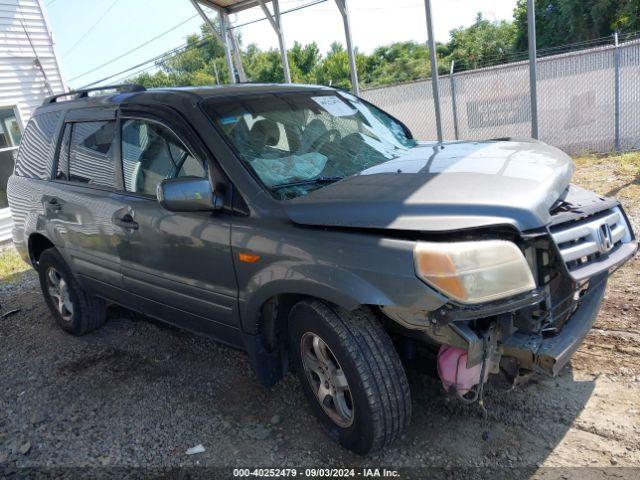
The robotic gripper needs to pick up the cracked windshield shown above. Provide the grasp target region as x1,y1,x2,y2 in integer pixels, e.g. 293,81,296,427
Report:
205,90,417,199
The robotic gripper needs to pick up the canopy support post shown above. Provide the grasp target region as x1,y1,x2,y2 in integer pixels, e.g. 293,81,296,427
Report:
424,0,442,142
189,0,236,83
258,0,291,83
335,0,359,95
228,22,247,82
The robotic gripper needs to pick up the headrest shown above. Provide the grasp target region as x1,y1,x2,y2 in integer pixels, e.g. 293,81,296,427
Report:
249,119,280,149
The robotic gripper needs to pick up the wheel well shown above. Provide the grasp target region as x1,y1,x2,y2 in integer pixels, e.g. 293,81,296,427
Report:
258,294,305,352
251,294,369,387
28,233,55,269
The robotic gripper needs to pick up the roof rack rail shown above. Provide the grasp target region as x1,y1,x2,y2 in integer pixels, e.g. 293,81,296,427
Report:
43,84,146,105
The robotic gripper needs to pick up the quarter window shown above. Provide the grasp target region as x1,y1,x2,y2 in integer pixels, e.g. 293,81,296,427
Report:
121,119,206,197
68,121,116,188
14,110,61,180
56,124,71,180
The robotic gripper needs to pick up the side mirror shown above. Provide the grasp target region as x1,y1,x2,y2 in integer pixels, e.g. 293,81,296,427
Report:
157,176,223,212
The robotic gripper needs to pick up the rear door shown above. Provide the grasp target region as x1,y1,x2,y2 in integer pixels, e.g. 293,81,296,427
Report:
113,108,240,343
48,108,128,295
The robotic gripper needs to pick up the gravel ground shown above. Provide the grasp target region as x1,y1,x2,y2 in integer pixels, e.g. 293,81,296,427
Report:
1,157,639,478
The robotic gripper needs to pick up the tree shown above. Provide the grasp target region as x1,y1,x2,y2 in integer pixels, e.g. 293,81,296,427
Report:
289,41,321,83
311,42,352,90
514,0,640,51
447,13,517,70
361,41,430,86
243,44,285,82
127,1,639,90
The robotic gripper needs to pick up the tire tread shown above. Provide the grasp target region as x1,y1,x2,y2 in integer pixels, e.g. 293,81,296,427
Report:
299,300,411,453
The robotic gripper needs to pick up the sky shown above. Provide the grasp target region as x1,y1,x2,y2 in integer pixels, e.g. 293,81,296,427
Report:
44,0,517,89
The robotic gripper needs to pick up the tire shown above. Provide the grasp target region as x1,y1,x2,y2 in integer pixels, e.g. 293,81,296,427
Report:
289,300,411,454
38,247,106,336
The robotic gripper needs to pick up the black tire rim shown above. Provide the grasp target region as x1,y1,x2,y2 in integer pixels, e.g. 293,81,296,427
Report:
45,267,74,322
300,332,354,428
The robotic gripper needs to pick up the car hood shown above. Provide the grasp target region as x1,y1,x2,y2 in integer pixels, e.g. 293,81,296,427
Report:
283,139,574,232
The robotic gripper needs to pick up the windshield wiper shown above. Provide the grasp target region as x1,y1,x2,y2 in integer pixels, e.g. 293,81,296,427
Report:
271,176,344,191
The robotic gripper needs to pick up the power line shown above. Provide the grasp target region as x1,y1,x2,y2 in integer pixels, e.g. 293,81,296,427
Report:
84,0,327,87
228,0,328,30
84,1,639,88
69,14,199,82
62,0,121,59
81,32,217,88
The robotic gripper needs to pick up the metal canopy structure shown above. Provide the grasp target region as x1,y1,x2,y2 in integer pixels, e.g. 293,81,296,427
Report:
188,0,540,141
189,0,360,94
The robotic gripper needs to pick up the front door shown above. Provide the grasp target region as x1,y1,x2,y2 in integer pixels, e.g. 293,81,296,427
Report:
113,112,240,344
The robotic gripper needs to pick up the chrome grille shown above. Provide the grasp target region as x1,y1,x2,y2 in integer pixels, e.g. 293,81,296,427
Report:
550,207,632,270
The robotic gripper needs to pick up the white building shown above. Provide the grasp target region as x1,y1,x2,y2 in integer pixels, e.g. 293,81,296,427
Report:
0,0,64,240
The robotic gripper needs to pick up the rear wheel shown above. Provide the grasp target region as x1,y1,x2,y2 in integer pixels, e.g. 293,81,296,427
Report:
289,300,411,454
38,248,106,335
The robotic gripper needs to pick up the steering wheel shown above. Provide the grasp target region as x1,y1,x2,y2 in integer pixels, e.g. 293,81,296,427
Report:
307,128,341,153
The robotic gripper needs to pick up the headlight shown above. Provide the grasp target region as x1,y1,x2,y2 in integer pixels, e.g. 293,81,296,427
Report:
413,240,536,304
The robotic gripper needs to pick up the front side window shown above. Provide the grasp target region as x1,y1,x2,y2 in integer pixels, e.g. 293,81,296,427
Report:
121,118,206,197
204,90,416,200
69,121,116,188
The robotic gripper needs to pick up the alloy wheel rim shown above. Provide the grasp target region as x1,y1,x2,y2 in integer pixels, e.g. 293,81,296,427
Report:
300,332,354,428
46,267,74,322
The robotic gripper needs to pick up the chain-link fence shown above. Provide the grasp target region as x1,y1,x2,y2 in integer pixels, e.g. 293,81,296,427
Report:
361,39,640,155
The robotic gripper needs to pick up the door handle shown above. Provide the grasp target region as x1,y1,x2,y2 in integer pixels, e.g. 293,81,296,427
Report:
45,197,62,212
114,214,139,230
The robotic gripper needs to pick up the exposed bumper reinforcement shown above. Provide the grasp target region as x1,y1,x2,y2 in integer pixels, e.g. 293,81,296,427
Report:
502,275,607,376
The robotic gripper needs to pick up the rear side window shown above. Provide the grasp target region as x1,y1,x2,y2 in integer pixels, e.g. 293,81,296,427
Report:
14,111,62,179
68,121,116,188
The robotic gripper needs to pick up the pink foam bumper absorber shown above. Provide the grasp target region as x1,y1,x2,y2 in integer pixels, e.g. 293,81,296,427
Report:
437,345,483,395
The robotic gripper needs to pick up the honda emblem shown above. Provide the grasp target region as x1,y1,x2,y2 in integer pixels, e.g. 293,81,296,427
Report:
598,223,614,253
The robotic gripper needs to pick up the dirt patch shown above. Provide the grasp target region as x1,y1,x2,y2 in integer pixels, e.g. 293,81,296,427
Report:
0,156,639,475
57,347,178,381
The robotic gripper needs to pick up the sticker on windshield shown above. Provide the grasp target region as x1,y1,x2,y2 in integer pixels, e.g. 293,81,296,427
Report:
311,96,356,117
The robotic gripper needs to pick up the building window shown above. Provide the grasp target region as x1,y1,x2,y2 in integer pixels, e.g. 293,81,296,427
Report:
0,107,22,209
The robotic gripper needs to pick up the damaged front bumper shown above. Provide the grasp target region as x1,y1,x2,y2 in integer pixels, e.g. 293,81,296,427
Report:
501,273,607,375
385,196,637,379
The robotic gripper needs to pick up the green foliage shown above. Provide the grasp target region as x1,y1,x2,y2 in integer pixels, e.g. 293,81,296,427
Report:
243,44,285,83
448,13,517,69
514,0,640,51
362,41,430,87
311,42,352,90
130,1,639,89
289,41,321,83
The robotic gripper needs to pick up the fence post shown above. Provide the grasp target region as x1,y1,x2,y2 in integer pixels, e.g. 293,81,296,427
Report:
527,0,539,139
614,32,621,152
450,61,459,140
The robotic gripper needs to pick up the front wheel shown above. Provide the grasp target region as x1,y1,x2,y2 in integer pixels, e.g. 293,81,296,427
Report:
289,300,411,454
